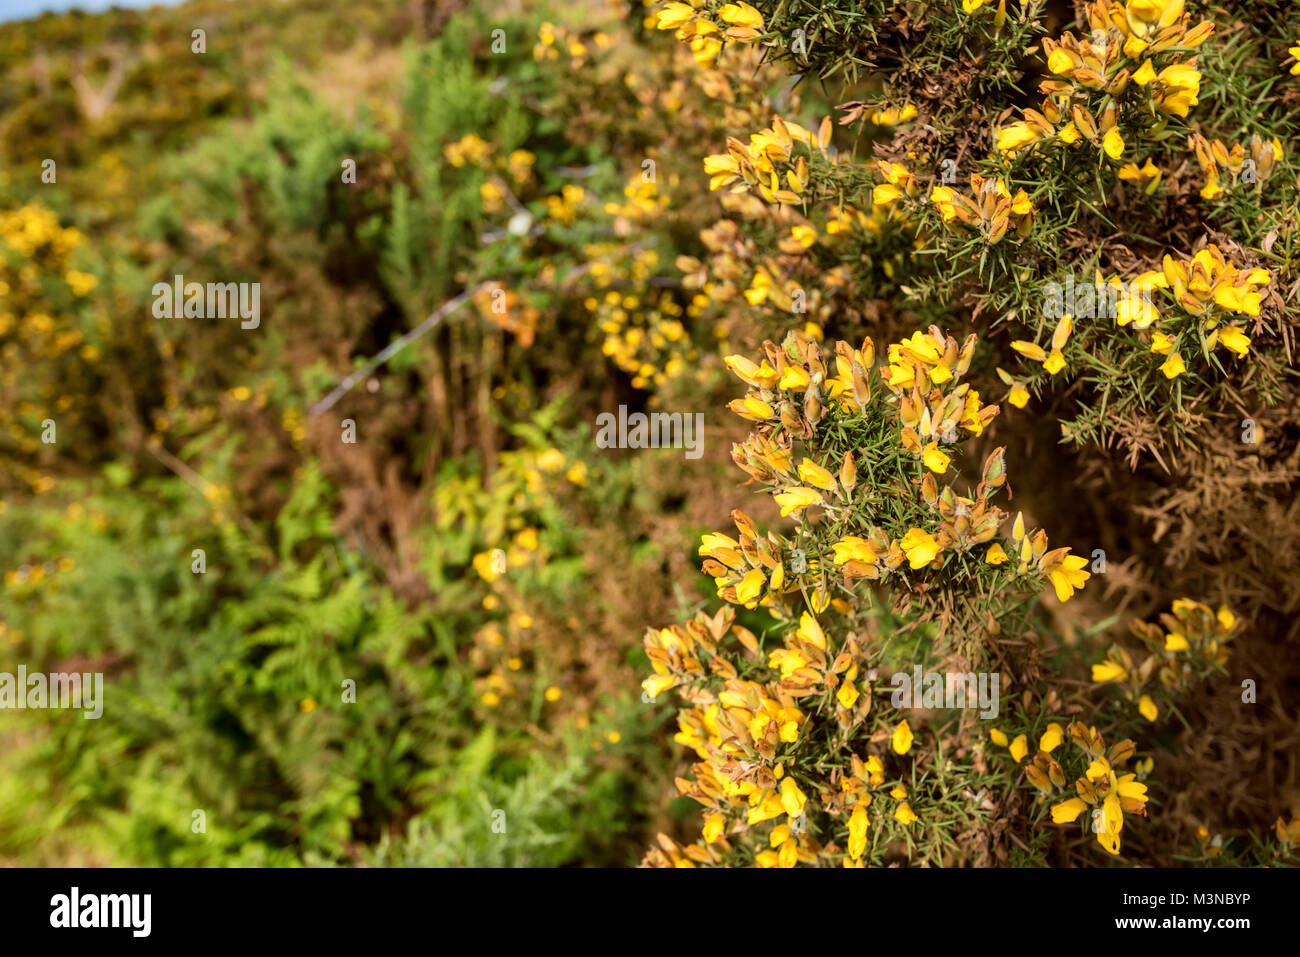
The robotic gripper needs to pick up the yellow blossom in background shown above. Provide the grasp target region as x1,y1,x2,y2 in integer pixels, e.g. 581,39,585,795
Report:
892,719,914,755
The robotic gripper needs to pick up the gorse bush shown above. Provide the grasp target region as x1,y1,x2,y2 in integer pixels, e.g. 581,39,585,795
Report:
637,0,1300,866
1,0,1297,870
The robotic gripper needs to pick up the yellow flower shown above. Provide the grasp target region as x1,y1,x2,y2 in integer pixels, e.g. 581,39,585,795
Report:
892,719,914,754
691,35,722,66
1039,722,1063,753
798,458,837,490
774,486,822,517
1103,128,1125,161
1051,797,1087,823
922,443,951,474
796,611,827,650
724,354,780,389
1213,284,1262,316
894,801,918,825
1217,326,1250,357
1097,794,1124,855
872,183,903,207
735,568,766,603
1160,352,1185,378
1047,48,1075,75
848,803,869,859
1154,65,1201,117
779,365,810,390
1138,694,1159,722
1010,340,1047,363
996,122,1040,153
545,685,563,702
1133,60,1157,86
1048,553,1090,601
1091,659,1128,683
703,812,726,843
1118,157,1162,194
832,536,877,565
790,224,817,248
1009,733,1028,764
930,185,958,221
870,104,918,126
718,2,764,29
655,2,695,31
728,396,775,420
985,542,1009,565
472,550,504,583
989,727,1008,747
748,792,785,825
781,777,808,817
65,270,97,296
899,528,940,569
837,682,860,710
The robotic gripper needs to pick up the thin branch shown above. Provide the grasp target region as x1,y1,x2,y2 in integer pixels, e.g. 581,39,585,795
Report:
308,282,490,417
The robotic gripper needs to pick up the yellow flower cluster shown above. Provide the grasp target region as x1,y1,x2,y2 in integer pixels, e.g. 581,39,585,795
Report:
443,133,493,168
930,172,1035,245
0,203,101,480
869,103,918,127
1045,723,1148,856
678,197,855,347
1189,132,1284,200
992,719,1148,855
1117,245,1270,378
589,281,697,391
0,204,83,259
1092,599,1240,721
1011,313,1073,377
533,21,613,64
653,2,765,68
3,556,76,591
641,606,921,867
544,183,586,226
712,328,1089,616
640,322,1106,866
702,114,832,203
996,1,1213,165
884,328,998,465
479,149,537,213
